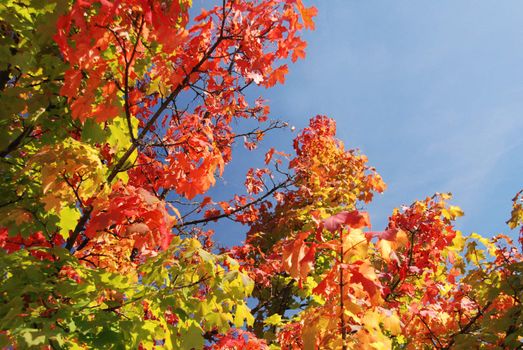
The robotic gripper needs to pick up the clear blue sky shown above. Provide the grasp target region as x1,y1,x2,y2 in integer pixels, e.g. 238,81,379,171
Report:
193,1,523,246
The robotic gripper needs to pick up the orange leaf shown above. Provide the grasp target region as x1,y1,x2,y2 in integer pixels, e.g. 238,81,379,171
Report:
297,1,318,30
282,231,315,281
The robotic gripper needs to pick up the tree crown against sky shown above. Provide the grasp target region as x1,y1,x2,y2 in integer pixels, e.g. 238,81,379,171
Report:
0,0,522,349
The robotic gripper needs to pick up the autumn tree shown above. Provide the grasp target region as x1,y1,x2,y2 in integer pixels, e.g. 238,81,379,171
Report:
232,116,523,349
0,0,316,347
1,1,522,349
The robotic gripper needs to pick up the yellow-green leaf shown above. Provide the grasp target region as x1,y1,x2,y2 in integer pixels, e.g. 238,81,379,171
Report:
58,206,81,239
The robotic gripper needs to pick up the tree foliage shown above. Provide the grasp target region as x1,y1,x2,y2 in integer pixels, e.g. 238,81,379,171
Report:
0,0,522,349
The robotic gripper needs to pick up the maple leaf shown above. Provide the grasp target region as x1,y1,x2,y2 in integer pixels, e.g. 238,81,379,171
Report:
296,1,318,30
265,148,276,164
323,210,371,232
349,261,380,299
282,231,316,282
266,64,289,87
375,229,408,262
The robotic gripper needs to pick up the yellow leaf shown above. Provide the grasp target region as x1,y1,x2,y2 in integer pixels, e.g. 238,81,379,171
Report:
58,206,81,240
470,232,497,256
382,313,401,335
370,341,389,350
343,229,368,261
264,313,283,326
343,309,361,323
378,239,392,262
146,78,170,97
442,205,464,220
234,303,254,328
451,231,466,251
362,311,381,332
27,138,107,211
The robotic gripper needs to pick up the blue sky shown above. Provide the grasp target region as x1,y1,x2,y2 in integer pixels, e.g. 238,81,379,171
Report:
192,1,523,246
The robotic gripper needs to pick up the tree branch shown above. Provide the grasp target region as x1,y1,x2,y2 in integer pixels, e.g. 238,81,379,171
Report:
442,300,492,349
178,179,290,227
0,125,34,158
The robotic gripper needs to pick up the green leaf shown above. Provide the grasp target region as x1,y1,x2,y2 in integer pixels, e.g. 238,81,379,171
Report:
93,328,121,348
0,333,9,348
82,119,107,144
179,320,203,350
21,330,46,347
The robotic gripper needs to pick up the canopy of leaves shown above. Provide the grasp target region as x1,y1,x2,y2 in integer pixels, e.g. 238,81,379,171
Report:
0,0,522,349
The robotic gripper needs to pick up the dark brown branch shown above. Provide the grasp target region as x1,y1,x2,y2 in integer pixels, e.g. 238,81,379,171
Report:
0,196,24,208
172,275,211,290
123,16,145,142
385,229,417,301
418,315,444,349
0,68,11,91
107,29,228,183
178,179,290,227
65,206,93,251
0,125,34,158
442,300,493,349
62,172,85,208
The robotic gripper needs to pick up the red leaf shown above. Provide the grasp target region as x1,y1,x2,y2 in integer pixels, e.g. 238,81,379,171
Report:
349,263,378,298
264,148,275,165
323,210,371,232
